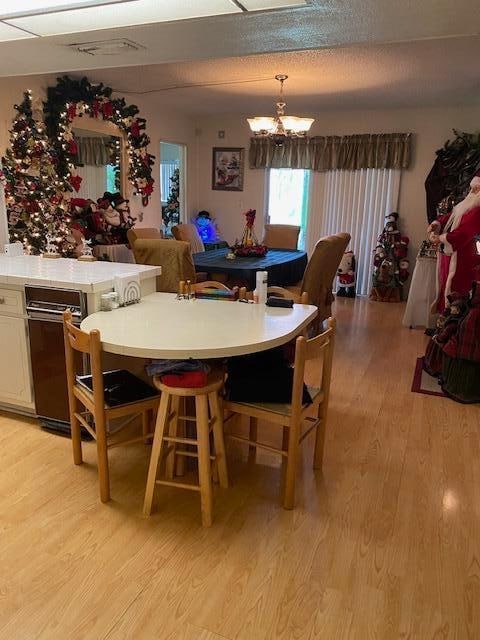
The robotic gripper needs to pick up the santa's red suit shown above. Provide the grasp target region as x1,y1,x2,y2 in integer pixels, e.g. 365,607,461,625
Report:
431,172,480,312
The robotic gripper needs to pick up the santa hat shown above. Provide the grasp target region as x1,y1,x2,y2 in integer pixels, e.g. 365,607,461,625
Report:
471,169,480,187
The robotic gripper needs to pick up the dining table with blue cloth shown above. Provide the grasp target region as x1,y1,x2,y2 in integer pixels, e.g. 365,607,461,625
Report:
192,247,308,289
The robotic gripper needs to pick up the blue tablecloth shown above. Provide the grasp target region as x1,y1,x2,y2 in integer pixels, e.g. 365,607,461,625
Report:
193,248,307,289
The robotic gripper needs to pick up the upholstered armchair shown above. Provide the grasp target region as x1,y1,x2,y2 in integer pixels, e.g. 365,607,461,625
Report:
130,238,196,293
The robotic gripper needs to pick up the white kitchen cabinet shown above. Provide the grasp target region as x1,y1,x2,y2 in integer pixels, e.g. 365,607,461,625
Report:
0,314,33,407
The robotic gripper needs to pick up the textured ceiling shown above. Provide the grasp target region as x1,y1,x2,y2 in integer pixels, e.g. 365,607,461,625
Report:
84,36,480,113
0,0,479,76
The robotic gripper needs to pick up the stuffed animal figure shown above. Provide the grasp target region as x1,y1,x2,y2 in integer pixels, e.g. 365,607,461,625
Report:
336,250,356,297
380,212,401,243
373,244,386,267
398,258,410,283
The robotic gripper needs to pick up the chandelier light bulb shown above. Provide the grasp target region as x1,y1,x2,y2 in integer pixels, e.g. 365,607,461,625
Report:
247,74,314,142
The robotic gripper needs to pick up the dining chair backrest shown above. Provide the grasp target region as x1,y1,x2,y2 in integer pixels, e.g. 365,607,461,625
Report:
263,224,300,250
172,223,205,254
63,309,105,412
238,286,308,305
131,238,196,292
290,317,336,419
127,227,162,246
301,233,350,323
194,281,231,291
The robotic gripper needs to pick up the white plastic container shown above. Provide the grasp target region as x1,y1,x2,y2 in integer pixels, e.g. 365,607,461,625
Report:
255,270,268,304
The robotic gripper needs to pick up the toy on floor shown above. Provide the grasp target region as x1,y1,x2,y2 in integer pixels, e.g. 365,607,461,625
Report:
336,250,356,297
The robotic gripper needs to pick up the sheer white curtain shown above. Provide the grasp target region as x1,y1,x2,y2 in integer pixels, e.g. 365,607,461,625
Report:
76,164,108,201
311,168,401,295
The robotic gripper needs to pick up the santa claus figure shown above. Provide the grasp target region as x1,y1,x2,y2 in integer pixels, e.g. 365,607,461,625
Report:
429,169,480,312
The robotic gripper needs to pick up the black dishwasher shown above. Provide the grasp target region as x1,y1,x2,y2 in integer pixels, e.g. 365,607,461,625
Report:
26,286,86,435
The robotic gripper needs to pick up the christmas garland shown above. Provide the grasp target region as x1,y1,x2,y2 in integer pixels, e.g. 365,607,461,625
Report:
44,76,155,205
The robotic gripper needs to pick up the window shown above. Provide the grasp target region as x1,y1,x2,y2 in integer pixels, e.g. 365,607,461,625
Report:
267,168,310,249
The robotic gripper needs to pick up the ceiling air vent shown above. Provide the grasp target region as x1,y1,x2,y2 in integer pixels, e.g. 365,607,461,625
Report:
68,38,144,56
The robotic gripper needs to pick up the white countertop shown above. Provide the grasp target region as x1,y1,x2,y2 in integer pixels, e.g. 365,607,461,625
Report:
81,292,318,359
0,255,161,293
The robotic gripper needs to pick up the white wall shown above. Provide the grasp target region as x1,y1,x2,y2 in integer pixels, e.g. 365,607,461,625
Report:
0,74,197,233
193,106,480,259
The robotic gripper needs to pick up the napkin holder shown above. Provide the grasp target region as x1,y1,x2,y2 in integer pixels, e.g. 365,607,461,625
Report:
114,273,141,306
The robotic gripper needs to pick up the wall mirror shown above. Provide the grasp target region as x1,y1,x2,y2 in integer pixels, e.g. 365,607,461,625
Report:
72,117,126,202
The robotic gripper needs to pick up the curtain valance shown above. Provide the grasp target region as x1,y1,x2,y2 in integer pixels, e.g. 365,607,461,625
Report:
249,133,412,171
76,136,111,166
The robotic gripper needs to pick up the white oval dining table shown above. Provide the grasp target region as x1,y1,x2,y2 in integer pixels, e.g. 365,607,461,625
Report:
80,292,318,359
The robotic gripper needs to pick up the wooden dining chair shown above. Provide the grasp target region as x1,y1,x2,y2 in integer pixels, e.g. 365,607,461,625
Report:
193,280,232,292
224,317,336,509
238,286,309,305
63,310,160,503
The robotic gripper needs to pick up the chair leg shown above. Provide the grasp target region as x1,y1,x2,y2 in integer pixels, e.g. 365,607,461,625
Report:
143,392,171,516
95,415,110,503
175,397,186,477
196,395,213,527
313,402,327,470
70,398,83,465
208,391,228,489
283,418,301,510
166,396,180,480
248,417,258,462
142,410,150,444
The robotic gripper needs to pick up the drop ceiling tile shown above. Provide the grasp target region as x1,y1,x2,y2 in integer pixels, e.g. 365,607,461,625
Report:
6,0,240,37
0,22,36,41
0,0,134,20
241,0,307,9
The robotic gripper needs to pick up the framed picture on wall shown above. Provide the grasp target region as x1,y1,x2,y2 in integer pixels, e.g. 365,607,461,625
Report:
212,147,244,191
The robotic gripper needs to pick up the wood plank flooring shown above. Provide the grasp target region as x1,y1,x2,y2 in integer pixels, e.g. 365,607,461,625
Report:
1,298,479,639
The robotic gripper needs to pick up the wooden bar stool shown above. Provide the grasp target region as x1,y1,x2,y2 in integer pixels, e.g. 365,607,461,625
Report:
143,370,228,527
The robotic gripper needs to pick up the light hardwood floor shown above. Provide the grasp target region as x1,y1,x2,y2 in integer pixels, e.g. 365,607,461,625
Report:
1,298,479,639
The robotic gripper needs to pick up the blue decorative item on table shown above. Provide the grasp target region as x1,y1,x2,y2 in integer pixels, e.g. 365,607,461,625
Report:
194,210,220,243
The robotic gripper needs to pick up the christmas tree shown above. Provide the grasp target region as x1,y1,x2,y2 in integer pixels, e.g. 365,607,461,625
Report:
370,212,409,302
1,91,73,255
162,168,180,231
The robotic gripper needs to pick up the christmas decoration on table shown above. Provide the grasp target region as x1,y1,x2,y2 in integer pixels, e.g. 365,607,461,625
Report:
370,212,409,302
1,90,74,256
193,210,220,243
44,76,155,206
441,280,480,403
422,292,468,378
336,250,356,297
232,209,268,257
161,167,180,233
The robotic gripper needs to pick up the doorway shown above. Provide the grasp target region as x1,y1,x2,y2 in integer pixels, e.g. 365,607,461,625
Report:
160,141,187,234
266,168,310,249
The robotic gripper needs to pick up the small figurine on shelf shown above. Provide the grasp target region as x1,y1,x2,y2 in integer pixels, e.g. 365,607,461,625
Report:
232,209,268,257
336,251,356,297
77,238,96,262
42,234,61,259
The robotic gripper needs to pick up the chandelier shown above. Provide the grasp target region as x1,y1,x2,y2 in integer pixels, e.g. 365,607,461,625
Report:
247,74,314,144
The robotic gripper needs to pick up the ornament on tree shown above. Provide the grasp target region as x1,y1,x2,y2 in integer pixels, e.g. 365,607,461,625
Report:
370,211,409,302
1,91,73,256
